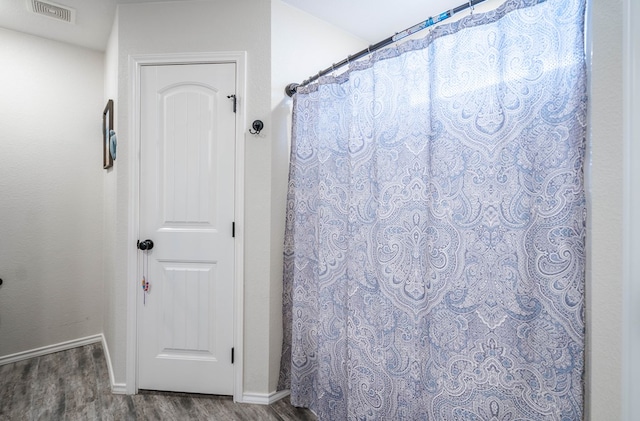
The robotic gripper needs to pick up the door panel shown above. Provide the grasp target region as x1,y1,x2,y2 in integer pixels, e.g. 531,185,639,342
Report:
159,262,216,356
138,63,235,395
161,85,217,226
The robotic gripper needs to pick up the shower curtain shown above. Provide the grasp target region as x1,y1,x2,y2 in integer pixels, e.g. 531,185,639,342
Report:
279,0,587,419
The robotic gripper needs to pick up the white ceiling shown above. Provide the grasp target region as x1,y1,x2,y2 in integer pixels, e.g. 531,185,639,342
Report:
0,0,465,51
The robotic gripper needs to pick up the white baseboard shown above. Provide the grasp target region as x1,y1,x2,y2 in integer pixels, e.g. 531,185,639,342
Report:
100,334,127,394
0,334,102,366
0,334,127,394
241,389,291,405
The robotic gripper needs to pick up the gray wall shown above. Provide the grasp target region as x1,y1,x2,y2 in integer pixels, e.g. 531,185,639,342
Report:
105,0,273,395
0,28,104,357
588,0,624,418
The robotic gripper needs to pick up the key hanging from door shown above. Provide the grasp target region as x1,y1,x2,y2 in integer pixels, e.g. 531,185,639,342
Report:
138,239,153,305
141,252,151,305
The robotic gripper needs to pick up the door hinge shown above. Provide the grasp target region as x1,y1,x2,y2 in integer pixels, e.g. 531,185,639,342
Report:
231,347,235,364
232,222,235,238
227,94,236,113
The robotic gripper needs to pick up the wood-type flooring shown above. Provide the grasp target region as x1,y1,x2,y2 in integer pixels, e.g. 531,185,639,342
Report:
0,343,316,421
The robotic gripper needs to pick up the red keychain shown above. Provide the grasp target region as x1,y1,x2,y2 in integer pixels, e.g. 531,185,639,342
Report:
141,251,150,305
141,276,150,304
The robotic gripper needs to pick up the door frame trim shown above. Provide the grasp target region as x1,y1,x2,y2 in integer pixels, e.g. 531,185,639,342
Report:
127,52,246,400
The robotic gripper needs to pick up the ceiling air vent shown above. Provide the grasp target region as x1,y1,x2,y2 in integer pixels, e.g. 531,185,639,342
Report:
26,0,76,24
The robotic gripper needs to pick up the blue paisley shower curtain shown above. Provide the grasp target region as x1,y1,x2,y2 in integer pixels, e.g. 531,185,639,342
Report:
279,0,587,419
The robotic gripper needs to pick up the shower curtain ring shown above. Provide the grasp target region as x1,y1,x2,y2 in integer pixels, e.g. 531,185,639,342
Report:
469,0,474,14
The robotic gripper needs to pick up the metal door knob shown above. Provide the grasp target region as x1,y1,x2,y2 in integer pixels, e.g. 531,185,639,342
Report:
138,239,154,251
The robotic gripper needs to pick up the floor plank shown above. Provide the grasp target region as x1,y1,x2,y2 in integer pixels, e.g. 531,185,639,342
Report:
0,343,316,421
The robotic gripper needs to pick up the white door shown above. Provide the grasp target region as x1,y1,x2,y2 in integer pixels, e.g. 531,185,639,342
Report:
138,63,236,395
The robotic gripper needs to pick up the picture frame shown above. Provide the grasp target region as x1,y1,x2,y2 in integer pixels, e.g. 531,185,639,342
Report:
103,99,114,169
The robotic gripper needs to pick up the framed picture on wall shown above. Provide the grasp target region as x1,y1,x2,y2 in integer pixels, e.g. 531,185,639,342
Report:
103,99,114,169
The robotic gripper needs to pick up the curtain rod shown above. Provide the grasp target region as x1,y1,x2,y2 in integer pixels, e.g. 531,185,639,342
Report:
285,0,488,97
